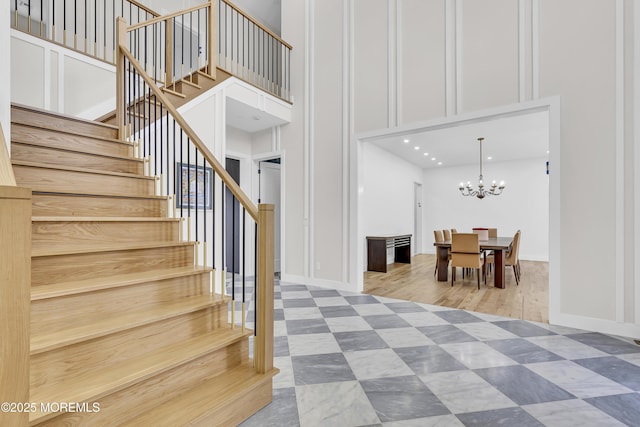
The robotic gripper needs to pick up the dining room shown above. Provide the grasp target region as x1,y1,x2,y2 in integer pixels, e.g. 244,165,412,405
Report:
359,107,550,323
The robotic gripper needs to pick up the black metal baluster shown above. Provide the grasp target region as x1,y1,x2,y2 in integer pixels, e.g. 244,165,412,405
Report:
189,11,193,76
187,137,191,241
94,0,97,55
195,149,199,254
242,207,246,323
179,129,183,218
197,9,201,71
73,0,77,48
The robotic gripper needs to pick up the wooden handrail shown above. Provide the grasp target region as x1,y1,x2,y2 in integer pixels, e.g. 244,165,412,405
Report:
127,3,212,32
118,41,258,221
127,0,161,18
0,125,17,186
221,0,292,50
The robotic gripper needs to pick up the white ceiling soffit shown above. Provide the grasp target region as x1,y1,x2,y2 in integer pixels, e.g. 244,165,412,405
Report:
370,110,550,169
225,97,288,133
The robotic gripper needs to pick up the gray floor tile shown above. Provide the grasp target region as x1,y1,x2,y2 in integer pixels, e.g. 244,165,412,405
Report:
455,407,544,427
566,332,640,355
310,289,341,297
239,387,300,427
584,393,640,426
286,318,329,335
434,310,485,324
319,305,359,318
360,376,450,422
296,381,380,426
334,330,388,352
363,314,412,329
345,295,380,305
486,338,564,364
274,335,290,357
574,356,640,390
417,325,478,344
474,365,575,405
274,308,285,321
292,353,356,385
395,345,467,375
492,320,558,337
283,298,317,308
384,302,427,313
523,399,627,427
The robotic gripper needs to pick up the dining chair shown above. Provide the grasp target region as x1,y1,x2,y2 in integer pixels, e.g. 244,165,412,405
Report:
484,228,498,272
505,230,521,285
450,233,484,289
433,230,445,276
451,228,458,234
443,229,451,241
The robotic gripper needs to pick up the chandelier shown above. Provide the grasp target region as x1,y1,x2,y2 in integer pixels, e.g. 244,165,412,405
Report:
459,137,505,199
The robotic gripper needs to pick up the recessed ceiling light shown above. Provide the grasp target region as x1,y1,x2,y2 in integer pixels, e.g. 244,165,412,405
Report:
404,139,410,143
414,146,420,150
487,156,493,160
437,161,443,166
431,157,436,161
546,150,550,154
423,152,429,156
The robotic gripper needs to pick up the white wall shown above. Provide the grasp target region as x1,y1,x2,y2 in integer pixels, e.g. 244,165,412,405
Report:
281,0,640,338
1,2,10,150
11,30,116,119
361,143,422,270
423,158,549,261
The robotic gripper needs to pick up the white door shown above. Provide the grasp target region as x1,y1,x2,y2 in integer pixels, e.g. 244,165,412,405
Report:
414,182,423,255
259,161,281,273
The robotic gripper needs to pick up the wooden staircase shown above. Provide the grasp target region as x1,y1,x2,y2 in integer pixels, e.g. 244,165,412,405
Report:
10,104,276,426
98,68,231,126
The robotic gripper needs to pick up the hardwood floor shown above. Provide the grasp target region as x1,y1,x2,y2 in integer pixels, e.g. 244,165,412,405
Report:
363,254,549,323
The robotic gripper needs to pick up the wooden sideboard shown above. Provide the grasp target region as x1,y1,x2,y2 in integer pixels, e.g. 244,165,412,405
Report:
366,234,412,273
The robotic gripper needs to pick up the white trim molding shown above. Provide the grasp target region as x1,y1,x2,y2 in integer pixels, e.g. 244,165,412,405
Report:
615,0,625,323
634,0,640,326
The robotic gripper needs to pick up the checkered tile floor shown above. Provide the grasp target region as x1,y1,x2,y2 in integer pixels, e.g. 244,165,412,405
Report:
239,282,640,426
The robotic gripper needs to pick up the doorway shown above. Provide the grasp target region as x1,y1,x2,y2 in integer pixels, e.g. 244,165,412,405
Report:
258,158,281,274
413,182,423,256
225,158,240,274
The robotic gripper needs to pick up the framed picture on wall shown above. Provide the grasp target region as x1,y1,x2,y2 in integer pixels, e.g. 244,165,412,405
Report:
176,162,214,209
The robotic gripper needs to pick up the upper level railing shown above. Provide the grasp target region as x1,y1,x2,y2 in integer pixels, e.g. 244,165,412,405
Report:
11,0,292,102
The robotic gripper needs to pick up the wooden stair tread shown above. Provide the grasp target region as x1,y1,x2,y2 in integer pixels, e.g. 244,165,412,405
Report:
12,160,152,180
31,266,213,300
32,189,167,200
11,120,128,146
32,216,179,222
161,87,187,98
32,240,194,257
179,78,202,89
122,364,279,427
11,139,143,163
30,294,230,355
29,328,250,424
12,103,119,130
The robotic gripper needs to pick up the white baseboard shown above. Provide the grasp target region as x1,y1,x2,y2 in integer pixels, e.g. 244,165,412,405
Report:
280,274,358,293
551,311,640,340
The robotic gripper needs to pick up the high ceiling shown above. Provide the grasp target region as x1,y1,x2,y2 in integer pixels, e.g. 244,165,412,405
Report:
369,110,549,170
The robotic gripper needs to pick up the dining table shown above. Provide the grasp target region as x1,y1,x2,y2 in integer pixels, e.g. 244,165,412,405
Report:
433,236,514,289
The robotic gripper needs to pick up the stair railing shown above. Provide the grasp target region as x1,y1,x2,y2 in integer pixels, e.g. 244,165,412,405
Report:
218,0,292,102
116,17,274,374
11,0,292,103
11,0,159,64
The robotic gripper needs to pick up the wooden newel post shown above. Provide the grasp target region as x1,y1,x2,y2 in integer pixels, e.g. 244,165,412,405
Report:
116,17,127,141
255,204,274,374
208,1,217,79
0,186,31,427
